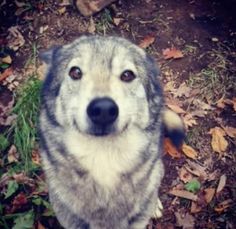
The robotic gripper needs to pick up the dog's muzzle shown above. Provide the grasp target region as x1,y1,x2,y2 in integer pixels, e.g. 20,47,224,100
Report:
87,97,119,136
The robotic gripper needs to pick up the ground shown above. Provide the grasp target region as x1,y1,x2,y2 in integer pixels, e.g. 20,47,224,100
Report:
0,0,236,228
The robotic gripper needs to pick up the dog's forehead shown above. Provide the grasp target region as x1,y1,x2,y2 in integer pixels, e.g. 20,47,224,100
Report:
65,37,146,74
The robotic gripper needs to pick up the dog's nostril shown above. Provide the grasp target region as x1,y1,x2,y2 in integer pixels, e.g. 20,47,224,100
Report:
109,107,118,117
91,107,101,117
87,97,118,125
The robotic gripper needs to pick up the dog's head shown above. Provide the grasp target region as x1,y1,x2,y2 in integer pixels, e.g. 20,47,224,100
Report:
40,36,163,137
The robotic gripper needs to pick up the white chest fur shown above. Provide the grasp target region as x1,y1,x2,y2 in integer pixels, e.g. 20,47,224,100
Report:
64,127,149,189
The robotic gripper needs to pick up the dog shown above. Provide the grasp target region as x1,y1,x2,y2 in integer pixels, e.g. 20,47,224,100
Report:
39,35,184,229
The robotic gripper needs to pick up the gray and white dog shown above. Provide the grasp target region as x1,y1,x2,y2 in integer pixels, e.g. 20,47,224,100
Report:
39,36,184,229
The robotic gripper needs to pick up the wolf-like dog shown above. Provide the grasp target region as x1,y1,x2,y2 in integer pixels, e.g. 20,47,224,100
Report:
39,36,184,229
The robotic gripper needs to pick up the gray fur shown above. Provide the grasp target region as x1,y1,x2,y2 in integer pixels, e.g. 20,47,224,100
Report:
39,36,165,229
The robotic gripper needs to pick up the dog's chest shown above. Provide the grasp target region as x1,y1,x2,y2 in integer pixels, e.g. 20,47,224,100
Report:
64,129,149,189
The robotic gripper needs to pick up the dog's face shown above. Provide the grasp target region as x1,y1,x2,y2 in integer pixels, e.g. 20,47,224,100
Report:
41,36,162,137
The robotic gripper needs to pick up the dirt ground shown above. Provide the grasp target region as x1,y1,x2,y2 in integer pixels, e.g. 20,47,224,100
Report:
0,0,236,228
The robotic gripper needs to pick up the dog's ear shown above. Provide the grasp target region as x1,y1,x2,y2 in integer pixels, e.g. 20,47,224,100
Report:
39,45,62,65
145,55,163,102
163,109,185,148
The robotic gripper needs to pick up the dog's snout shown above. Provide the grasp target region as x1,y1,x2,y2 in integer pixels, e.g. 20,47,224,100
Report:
87,97,118,125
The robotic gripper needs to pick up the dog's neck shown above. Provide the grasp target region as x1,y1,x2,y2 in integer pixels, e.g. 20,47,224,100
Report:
63,126,149,189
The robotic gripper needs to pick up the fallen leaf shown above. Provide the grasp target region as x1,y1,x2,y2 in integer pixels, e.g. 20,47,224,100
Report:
32,149,41,165
59,0,71,6
182,144,198,159
216,97,225,109
173,82,191,98
222,126,236,138
13,173,35,187
175,212,195,229
204,188,215,203
163,47,184,60
217,98,236,111
182,113,197,128
11,192,28,213
113,17,123,26
185,160,208,180
169,189,198,201
185,179,201,193
164,138,181,158
58,7,66,14
166,103,186,114
88,17,96,34
139,35,155,49
7,26,25,51
0,114,17,126
163,81,176,93
7,145,19,163
1,55,12,64
179,167,193,183
216,174,227,194
5,180,19,199
0,85,14,118
214,199,232,213
191,201,202,213
0,68,13,82
209,127,228,154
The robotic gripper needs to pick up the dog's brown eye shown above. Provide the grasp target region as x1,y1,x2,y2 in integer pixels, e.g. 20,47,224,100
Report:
120,70,136,82
69,66,82,80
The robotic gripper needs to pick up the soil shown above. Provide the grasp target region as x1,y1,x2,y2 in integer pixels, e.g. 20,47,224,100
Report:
0,0,236,228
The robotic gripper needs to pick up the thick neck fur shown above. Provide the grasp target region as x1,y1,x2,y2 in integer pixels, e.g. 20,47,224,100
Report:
63,126,149,190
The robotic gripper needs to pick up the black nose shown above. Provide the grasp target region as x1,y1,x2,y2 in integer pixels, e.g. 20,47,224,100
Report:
87,97,119,125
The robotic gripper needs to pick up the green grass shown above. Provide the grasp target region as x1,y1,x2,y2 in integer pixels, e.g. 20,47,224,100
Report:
8,77,42,173
187,44,236,104
95,9,114,35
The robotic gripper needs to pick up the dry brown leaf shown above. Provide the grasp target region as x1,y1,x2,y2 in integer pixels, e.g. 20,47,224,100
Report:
1,55,12,64
209,127,228,154
216,97,225,109
164,138,181,158
88,17,96,34
216,174,227,194
166,103,186,114
32,150,41,165
13,173,35,187
182,144,198,159
204,188,215,203
174,82,191,98
0,68,13,82
7,145,19,163
190,201,202,213
169,189,198,201
217,98,236,111
163,81,176,92
224,98,236,111
179,167,193,183
163,47,184,60
185,160,208,179
175,212,195,229
182,113,197,129
113,17,123,26
139,35,155,49
7,26,25,51
222,126,236,138
214,199,232,213
58,7,66,15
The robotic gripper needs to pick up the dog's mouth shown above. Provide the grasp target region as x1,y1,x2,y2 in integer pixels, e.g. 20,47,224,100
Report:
88,124,116,136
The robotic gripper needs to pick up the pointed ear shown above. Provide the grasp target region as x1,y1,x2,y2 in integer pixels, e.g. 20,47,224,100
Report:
39,45,61,65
